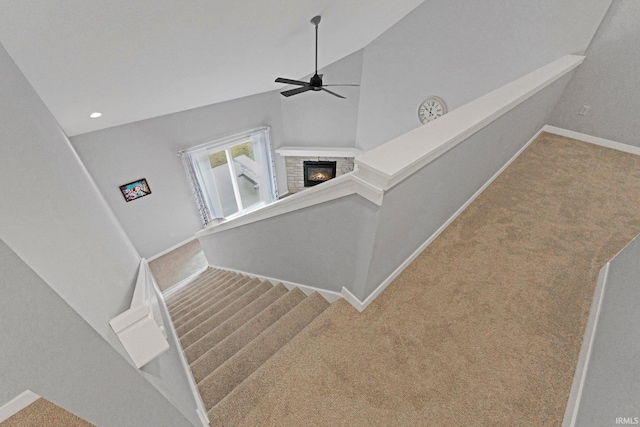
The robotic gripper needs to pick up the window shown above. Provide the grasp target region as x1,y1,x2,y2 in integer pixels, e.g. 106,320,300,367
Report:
180,127,278,226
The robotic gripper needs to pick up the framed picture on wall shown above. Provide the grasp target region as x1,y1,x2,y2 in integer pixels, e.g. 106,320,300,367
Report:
120,178,151,202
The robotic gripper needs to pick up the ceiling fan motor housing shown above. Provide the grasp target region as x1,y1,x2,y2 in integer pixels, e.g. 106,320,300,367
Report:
310,74,323,89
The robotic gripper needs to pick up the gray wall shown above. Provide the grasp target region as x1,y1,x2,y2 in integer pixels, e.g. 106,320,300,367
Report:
550,0,640,147
360,74,572,299
573,233,640,426
0,237,193,427
70,91,286,259
355,0,612,151
0,42,201,426
280,49,363,147
198,67,573,303
199,194,380,294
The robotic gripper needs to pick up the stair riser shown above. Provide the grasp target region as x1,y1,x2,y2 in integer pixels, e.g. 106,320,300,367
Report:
176,280,260,338
172,276,251,325
184,285,289,362
181,281,273,365
168,270,235,312
197,293,330,410
189,288,307,382
165,269,225,306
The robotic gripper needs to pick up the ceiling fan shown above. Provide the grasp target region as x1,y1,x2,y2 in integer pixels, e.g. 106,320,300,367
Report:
275,15,359,99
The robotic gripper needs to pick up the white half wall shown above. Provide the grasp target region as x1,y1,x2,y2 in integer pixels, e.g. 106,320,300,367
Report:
355,0,612,152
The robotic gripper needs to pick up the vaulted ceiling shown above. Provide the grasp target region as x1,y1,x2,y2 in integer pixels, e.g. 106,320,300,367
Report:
0,1,425,136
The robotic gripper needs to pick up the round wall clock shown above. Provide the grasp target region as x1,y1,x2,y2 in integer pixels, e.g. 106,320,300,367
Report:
418,96,447,124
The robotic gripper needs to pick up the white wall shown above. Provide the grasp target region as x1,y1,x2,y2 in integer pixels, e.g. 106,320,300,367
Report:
70,91,286,259
0,42,139,350
279,49,363,147
355,0,612,151
0,42,202,426
550,0,640,147
0,237,194,427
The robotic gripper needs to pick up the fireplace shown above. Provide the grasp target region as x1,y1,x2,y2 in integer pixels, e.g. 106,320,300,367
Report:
303,161,337,187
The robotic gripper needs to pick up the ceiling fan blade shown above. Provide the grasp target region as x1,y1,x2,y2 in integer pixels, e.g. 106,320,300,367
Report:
321,88,346,99
275,77,309,86
281,86,313,97
322,84,360,87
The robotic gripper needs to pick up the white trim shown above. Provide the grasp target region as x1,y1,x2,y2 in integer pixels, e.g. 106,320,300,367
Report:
196,172,383,237
0,390,40,422
542,125,640,156
341,128,543,312
154,282,210,426
355,55,584,190
275,146,363,158
147,235,197,262
207,264,343,304
562,262,610,427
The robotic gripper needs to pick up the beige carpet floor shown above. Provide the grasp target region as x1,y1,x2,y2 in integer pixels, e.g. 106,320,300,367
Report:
0,398,94,427
208,133,640,426
149,238,207,291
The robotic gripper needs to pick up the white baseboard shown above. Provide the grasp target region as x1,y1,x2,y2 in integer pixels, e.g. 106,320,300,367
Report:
562,263,610,427
341,127,545,312
147,235,198,262
0,390,40,422
207,265,343,304
543,125,640,156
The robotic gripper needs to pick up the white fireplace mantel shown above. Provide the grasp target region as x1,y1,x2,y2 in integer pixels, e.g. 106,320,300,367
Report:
275,146,363,158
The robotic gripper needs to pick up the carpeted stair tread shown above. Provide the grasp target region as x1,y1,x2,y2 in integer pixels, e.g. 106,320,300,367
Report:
168,270,235,313
196,292,330,409
165,268,221,307
189,286,307,381
205,300,349,427
166,267,225,304
179,279,272,352
184,284,289,363
167,269,230,311
173,275,250,329
172,275,251,325
176,278,259,337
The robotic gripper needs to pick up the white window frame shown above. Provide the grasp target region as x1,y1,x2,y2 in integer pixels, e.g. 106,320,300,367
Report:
179,126,278,226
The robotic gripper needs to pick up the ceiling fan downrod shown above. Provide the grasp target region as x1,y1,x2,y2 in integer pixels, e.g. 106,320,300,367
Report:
311,15,321,76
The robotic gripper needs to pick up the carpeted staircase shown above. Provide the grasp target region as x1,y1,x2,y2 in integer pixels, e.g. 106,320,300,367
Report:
165,267,330,421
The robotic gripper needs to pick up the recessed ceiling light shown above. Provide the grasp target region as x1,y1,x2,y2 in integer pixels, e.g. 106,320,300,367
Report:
90,112,102,118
